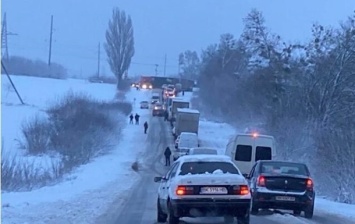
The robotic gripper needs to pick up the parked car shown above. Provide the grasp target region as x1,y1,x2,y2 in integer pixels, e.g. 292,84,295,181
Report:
246,160,315,218
154,155,251,224
140,101,149,109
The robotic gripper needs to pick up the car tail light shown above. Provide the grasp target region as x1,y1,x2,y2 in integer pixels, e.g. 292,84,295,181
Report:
232,185,250,195
257,175,266,187
306,178,314,190
175,185,194,195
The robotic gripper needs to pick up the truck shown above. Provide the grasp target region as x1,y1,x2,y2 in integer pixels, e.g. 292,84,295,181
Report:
170,98,190,120
174,108,200,137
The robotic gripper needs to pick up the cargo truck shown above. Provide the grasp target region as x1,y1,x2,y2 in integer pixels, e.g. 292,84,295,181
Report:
174,108,200,137
169,98,190,120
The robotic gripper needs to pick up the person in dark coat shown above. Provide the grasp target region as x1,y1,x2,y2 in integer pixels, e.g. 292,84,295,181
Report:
144,121,148,134
129,114,134,124
135,113,140,125
164,147,172,166
164,110,169,121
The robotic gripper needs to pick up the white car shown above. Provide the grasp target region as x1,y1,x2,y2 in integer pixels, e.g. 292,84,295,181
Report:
154,155,251,224
187,147,218,155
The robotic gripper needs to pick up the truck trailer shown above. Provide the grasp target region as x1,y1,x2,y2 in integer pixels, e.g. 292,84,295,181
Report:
174,108,200,137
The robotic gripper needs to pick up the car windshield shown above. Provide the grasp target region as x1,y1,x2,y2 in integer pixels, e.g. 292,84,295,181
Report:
179,161,239,175
261,162,309,176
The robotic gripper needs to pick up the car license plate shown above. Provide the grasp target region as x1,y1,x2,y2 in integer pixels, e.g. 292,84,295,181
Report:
200,187,227,194
275,196,295,201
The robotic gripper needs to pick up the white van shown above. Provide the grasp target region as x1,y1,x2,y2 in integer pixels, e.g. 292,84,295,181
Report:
225,133,276,175
173,132,199,160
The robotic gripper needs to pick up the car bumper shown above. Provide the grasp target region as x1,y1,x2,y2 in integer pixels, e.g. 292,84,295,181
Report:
252,190,315,210
170,198,250,217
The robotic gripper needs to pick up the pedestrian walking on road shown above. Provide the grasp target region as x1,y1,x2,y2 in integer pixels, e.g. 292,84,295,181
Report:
164,110,169,121
144,121,148,134
135,113,140,125
164,147,172,166
129,114,134,124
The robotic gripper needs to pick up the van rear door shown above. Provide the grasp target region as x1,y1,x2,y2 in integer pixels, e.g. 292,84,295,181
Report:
233,135,253,175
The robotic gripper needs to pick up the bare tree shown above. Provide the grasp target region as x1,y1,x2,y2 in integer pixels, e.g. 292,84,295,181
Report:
105,8,134,90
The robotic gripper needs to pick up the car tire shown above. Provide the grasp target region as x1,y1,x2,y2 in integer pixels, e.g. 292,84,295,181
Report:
304,204,314,219
223,216,234,223
168,202,179,224
157,198,167,223
237,211,250,224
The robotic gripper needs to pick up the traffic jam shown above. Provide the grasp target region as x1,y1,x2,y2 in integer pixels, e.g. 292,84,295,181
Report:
133,77,315,224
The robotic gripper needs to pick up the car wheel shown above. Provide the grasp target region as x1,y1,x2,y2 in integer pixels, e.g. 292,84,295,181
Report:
168,202,179,224
236,211,250,224
223,216,234,223
304,204,314,219
157,198,167,223
293,210,301,216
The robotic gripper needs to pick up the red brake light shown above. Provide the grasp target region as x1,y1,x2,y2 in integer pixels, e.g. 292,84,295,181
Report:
306,178,313,189
175,185,194,195
257,176,266,187
233,185,250,195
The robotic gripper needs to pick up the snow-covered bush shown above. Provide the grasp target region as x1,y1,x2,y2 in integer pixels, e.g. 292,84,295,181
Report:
20,115,51,155
3,91,132,191
46,92,128,170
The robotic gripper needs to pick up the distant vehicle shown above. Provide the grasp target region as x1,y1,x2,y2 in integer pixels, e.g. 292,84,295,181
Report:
174,132,199,160
174,108,199,137
152,103,165,116
186,147,218,155
225,133,276,175
246,160,315,219
141,83,153,89
154,155,251,224
170,99,190,121
151,93,160,104
140,101,149,109
174,135,181,148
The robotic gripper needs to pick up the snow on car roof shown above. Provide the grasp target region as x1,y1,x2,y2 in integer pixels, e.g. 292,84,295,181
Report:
177,154,233,163
172,98,189,102
177,108,199,114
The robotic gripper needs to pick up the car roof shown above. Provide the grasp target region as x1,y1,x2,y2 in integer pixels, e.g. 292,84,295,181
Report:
177,155,233,163
257,160,308,166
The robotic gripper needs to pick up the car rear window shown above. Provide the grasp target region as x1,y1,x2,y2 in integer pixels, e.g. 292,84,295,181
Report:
179,162,239,175
261,162,309,176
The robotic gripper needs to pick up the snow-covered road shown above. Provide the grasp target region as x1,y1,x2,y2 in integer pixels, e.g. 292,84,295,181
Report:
95,97,355,224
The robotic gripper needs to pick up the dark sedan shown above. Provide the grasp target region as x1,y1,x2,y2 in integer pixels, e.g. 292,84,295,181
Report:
245,160,315,218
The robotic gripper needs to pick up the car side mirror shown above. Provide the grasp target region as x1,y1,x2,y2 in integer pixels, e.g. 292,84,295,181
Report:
154,176,166,182
242,173,249,179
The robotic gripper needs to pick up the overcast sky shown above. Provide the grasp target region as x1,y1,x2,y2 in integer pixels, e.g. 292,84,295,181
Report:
2,0,355,77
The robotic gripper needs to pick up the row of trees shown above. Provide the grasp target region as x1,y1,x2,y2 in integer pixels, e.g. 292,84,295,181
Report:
181,9,355,203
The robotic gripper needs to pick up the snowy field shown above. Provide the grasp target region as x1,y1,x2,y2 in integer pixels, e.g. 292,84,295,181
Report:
1,76,354,223
1,75,152,223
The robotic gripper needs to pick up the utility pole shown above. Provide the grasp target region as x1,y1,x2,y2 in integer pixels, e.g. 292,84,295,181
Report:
1,13,18,60
48,15,53,66
1,60,24,104
155,64,158,76
163,54,167,76
97,42,100,77
2,13,9,60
